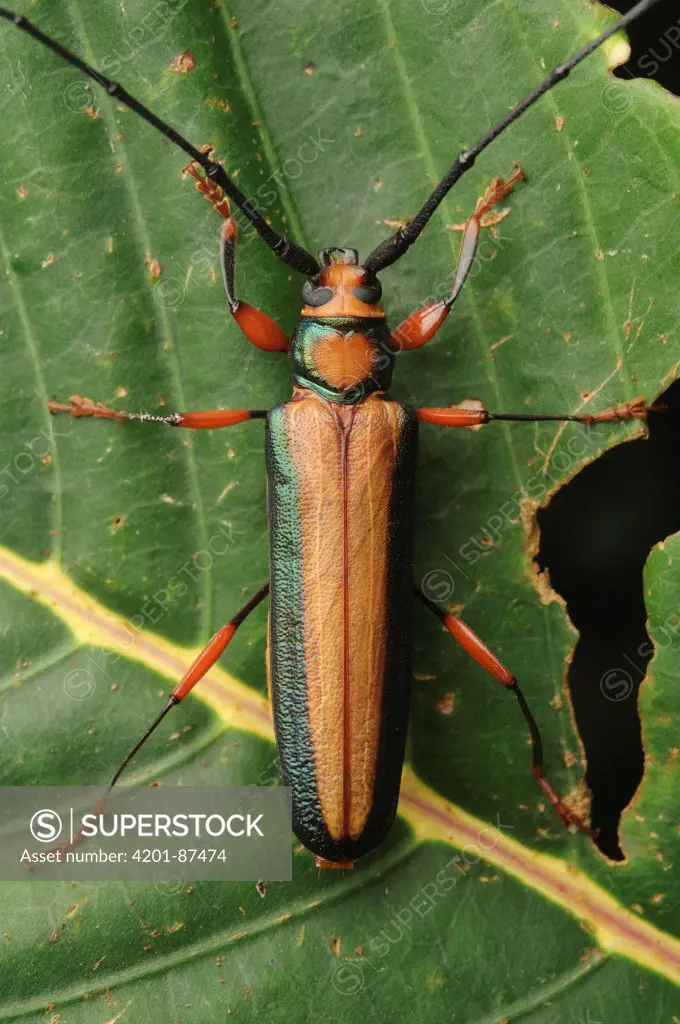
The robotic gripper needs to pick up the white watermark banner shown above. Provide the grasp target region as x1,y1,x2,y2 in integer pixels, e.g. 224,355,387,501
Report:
0,786,291,881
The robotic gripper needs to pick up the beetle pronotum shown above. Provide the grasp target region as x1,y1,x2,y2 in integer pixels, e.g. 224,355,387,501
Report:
0,0,665,868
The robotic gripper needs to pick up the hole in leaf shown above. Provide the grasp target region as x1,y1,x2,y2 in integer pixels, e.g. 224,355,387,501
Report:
610,0,680,97
535,380,680,859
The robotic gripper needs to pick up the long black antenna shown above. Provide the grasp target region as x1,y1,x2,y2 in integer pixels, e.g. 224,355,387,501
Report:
0,8,320,277
364,0,664,274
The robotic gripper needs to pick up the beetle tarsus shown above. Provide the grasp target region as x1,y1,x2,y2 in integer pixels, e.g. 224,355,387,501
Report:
532,768,596,839
579,398,660,424
184,159,232,219
48,395,126,421
463,162,525,231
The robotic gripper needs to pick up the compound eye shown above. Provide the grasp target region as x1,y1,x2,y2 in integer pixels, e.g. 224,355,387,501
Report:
352,280,382,304
302,280,334,306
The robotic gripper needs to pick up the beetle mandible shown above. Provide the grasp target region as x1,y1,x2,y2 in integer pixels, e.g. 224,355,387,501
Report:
0,0,664,867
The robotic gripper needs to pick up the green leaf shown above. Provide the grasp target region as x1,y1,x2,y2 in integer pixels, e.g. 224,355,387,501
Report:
0,0,678,1020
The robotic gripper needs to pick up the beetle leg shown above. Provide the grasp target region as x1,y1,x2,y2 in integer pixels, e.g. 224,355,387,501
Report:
185,161,289,352
486,397,661,424
416,396,659,427
415,586,595,838
48,395,267,428
109,585,269,789
391,165,524,352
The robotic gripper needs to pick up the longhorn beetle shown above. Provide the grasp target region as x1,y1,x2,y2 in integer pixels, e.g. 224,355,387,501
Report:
1,0,665,868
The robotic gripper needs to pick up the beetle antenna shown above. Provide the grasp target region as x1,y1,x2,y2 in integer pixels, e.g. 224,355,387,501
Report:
0,8,320,277
364,0,664,274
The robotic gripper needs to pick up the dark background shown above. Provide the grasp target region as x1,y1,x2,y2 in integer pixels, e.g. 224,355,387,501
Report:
538,0,680,858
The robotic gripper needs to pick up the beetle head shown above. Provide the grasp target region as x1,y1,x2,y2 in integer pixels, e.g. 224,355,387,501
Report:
301,248,384,319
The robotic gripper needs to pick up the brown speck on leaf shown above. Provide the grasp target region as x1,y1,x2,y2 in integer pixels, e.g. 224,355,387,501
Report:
354,126,363,138
42,455,52,466
104,988,116,1008
582,167,592,176
115,163,124,173
41,253,55,269
579,947,603,965
111,682,119,692
304,62,316,76
631,903,644,914
3,932,9,941
170,49,196,74
110,514,126,533
256,880,266,898
16,185,27,199
555,115,564,132
436,692,455,716
231,15,238,28
595,248,604,261
331,936,341,956
202,97,230,113
374,179,383,191
563,750,577,768
115,387,128,399
296,925,305,946
167,921,184,933
550,694,564,710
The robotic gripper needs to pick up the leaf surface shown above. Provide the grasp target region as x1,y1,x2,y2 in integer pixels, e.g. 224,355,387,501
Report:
0,0,679,1019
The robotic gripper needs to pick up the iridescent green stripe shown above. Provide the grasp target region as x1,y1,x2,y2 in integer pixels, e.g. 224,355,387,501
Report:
265,403,329,852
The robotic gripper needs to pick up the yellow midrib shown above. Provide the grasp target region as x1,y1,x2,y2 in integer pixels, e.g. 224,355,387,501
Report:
1,546,679,986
